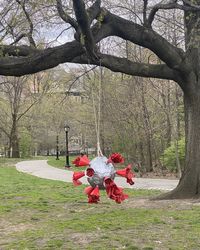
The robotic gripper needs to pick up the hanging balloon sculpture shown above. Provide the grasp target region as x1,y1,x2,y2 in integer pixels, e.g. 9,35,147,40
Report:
72,153,135,203
72,61,135,203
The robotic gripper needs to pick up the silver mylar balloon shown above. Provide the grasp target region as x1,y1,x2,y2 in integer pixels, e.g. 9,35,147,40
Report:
87,156,115,189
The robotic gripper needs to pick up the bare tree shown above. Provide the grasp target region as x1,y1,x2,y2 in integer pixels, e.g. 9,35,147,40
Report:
0,73,49,157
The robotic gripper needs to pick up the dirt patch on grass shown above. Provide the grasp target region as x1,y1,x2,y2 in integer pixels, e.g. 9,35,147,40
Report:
0,219,33,236
121,197,200,210
70,232,98,245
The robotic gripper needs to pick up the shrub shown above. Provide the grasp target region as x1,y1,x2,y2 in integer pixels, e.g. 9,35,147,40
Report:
19,129,32,158
160,138,185,172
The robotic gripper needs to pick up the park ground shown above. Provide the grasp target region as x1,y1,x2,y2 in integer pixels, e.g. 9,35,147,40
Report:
1,158,200,249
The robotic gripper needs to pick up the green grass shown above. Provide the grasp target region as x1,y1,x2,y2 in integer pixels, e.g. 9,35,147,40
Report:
1,159,200,249
47,155,92,171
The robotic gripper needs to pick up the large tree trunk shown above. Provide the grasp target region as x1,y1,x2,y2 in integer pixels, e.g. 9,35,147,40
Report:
157,2,200,199
160,89,200,199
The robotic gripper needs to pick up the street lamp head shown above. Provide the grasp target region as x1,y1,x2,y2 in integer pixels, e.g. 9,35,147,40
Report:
64,124,70,132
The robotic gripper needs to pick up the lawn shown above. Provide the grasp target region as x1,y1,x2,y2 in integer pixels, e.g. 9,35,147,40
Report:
1,158,200,249
47,155,94,171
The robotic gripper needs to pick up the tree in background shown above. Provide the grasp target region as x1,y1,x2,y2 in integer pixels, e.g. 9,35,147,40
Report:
0,76,35,158
0,72,51,158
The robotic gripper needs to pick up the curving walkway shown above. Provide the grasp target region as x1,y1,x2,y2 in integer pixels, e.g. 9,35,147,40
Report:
16,160,179,190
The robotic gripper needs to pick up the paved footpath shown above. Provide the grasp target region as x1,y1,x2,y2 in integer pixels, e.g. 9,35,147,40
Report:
16,160,179,190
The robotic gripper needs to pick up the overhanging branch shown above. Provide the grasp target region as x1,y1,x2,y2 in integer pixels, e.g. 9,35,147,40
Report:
102,10,186,73
0,44,38,56
0,1,189,87
0,41,85,76
72,53,177,81
0,40,178,83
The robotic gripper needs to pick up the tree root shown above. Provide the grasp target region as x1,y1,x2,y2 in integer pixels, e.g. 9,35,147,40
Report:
152,186,200,200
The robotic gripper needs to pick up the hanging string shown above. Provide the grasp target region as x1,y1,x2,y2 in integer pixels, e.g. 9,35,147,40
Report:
91,59,103,157
97,59,103,156
91,83,99,154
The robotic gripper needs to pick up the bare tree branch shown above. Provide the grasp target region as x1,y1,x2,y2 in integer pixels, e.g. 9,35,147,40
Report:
59,65,97,104
147,0,200,27
182,0,200,9
17,98,39,121
56,0,78,30
15,0,36,47
10,33,27,45
143,0,148,25
0,125,10,137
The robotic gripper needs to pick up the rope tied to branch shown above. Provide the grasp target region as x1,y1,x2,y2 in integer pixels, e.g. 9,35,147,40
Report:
91,58,103,156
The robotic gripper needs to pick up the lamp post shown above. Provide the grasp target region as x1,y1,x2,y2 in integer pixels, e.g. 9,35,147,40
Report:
64,124,70,168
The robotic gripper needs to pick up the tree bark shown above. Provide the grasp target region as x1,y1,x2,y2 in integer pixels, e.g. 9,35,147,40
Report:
155,3,200,199
10,114,20,158
159,88,200,199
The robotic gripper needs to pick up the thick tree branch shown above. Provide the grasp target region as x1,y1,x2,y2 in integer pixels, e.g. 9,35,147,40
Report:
0,3,189,87
56,0,78,30
0,44,38,56
0,39,178,83
0,41,85,76
87,0,101,25
102,10,187,73
72,53,177,81
72,0,98,59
